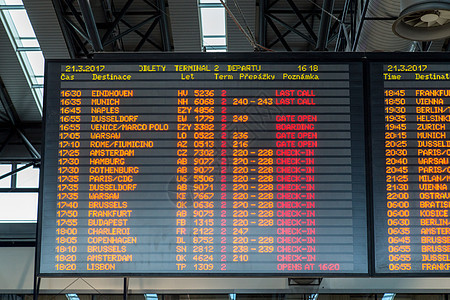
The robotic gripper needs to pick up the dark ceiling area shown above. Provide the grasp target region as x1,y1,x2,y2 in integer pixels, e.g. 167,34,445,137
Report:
28,0,450,57
0,0,449,162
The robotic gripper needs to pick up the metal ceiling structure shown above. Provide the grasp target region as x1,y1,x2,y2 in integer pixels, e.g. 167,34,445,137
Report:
258,0,450,52
0,0,449,172
22,0,450,59
258,0,344,51
51,0,172,58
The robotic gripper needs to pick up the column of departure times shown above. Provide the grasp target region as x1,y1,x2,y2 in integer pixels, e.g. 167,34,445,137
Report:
383,87,412,272
56,89,82,271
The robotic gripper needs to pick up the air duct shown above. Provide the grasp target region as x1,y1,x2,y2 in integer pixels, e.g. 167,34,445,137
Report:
393,0,450,40
356,0,413,51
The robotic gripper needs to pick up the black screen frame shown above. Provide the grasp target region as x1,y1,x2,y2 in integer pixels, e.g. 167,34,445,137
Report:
37,52,378,277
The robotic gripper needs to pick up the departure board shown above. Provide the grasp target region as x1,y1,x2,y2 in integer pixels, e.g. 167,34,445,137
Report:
38,54,368,276
371,59,450,274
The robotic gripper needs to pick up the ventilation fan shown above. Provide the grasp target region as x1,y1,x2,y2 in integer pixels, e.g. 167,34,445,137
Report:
393,0,450,40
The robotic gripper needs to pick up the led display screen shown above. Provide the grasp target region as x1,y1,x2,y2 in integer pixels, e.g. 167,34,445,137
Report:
38,54,368,276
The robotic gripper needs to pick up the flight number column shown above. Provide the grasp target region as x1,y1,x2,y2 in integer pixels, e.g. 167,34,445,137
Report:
191,90,216,272
176,89,189,271
384,88,411,272
56,89,82,271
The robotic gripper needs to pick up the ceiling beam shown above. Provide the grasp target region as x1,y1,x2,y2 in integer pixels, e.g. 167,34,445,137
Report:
266,16,292,51
258,0,267,47
352,0,370,51
135,18,160,51
101,0,134,44
442,38,449,51
104,15,159,47
315,0,335,50
77,0,103,51
120,18,163,51
266,13,316,45
0,78,40,160
157,0,171,51
52,0,77,58
285,0,317,42
53,0,171,57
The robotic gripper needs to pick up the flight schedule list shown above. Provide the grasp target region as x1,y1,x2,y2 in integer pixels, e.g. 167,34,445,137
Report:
372,62,450,274
39,58,367,275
